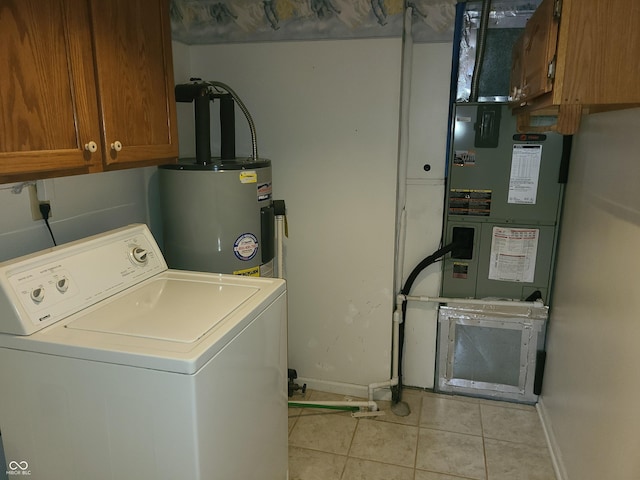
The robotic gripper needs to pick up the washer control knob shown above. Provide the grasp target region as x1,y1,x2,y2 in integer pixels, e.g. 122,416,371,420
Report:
130,247,148,265
56,277,69,293
30,286,45,303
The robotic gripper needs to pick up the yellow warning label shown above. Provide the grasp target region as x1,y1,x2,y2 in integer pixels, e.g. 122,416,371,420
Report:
239,171,258,184
233,266,260,277
450,189,492,193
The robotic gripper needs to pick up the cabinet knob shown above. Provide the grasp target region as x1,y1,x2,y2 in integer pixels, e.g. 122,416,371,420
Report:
84,141,98,153
110,141,123,152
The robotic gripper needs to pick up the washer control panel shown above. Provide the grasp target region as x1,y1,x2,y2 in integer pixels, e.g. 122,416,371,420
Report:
0,225,167,335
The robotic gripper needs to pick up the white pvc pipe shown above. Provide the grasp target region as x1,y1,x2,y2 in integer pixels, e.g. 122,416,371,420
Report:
391,309,401,382
368,5,413,403
275,215,285,279
401,294,545,308
289,400,379,411
367,309,401,402
393,7,414,294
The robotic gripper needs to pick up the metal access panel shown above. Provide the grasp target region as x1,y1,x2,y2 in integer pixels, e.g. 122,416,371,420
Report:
436,302,548,403
442,103,565,301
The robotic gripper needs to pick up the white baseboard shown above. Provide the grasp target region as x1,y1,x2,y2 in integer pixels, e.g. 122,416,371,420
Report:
536,396,569,480
296,376,392,401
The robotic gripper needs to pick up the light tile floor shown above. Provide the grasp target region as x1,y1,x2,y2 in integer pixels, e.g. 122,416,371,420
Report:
288,389,556,480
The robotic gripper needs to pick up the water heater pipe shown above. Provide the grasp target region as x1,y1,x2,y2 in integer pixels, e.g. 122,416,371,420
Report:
205,81,259,162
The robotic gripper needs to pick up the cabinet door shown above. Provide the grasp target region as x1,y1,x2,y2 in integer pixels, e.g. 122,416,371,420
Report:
520,0,559,101
89,0,178,168
0,0,102,179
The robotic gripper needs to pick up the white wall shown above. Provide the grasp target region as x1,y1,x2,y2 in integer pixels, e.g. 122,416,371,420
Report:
184,39,400,395
0,168,152,263
401,42,452,388
539,107,640,480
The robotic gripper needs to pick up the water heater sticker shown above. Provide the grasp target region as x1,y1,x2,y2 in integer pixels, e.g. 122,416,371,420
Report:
233,266,260,276
233,233,259,261
488,227,539,283
239,171,258,184
454,150,476,166
258,182,272,201
449,189,492,216
508,144,542,204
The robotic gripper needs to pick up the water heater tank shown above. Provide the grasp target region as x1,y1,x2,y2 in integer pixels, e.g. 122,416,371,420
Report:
159,159,274,277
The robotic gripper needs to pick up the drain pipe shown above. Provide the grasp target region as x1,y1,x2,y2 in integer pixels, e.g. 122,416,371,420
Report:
366,4,414,415
367,304,402,402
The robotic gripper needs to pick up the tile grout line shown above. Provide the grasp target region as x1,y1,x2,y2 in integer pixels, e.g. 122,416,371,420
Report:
339,411,360,480
411,392,424,477
479,402,490,480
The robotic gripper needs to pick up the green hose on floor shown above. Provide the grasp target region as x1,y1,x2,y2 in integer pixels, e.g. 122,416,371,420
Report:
288,402,359,412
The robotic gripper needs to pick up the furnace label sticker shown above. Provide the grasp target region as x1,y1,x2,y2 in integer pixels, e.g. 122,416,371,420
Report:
488,227,539,283
239,171,258,184
453,150,476,167
449,189,492,216
508,144,542,204
233,233,259,261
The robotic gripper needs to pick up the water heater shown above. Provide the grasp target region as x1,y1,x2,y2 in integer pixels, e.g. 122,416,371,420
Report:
441,103,568,301
159,160,274,276
159,81,276,277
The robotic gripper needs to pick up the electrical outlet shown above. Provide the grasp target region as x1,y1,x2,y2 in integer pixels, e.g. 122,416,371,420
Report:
28,185,52,221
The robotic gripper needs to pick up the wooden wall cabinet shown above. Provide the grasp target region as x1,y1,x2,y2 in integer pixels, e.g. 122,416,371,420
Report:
0,0,178,184
509,0,640,134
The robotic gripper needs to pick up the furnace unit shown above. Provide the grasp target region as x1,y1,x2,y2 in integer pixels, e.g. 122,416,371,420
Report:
435,103,568,402
442,103,567,302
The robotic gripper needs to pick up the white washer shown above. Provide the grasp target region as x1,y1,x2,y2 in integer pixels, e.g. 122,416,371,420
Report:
0,224,288,480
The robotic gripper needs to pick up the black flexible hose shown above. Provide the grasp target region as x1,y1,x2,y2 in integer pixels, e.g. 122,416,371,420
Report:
392,242,456,404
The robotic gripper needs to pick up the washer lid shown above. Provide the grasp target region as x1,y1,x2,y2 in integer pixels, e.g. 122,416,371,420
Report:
66,277,258,343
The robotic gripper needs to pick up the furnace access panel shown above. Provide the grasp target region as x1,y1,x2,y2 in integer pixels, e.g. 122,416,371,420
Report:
441,103,566,302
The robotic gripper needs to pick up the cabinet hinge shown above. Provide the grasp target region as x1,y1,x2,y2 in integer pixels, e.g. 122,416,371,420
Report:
547,56,557,80
553,0,562,19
